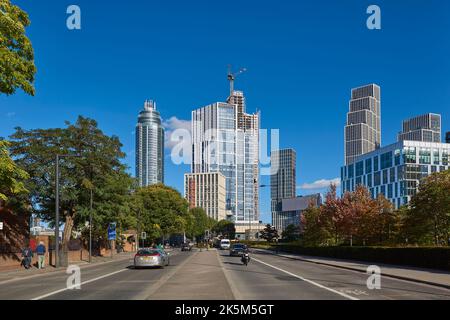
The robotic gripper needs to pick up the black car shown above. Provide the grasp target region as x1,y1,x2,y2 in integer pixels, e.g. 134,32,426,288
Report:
229,244,248,257
181,243,192,251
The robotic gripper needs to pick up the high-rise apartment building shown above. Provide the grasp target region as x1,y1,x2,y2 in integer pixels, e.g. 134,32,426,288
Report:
184,172,227,221
270,149,296,232
345,84,381,165
191,91,260,224
398,113,441,143
136,100,164,187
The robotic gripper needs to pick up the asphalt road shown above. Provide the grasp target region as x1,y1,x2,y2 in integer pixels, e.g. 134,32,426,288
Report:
1,248,449,300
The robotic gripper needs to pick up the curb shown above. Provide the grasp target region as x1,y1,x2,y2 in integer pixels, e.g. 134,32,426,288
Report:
254,248,450,291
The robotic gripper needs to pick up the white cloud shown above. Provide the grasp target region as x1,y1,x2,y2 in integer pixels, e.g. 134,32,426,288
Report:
298,178,341,190
6,112,16,118
163,117,191,150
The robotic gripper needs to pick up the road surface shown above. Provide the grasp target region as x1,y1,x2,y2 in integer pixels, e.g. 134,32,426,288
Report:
0,248,449,300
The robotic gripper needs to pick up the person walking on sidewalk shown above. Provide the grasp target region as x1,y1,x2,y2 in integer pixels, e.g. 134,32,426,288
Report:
21,245,33,269
36,241,46,269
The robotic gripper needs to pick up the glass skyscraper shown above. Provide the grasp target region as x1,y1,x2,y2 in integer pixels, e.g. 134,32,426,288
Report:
191,91,260,224
136,100,164,187
398,113,441,143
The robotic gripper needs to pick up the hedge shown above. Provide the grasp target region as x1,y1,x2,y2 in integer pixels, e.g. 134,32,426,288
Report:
254,244,450,271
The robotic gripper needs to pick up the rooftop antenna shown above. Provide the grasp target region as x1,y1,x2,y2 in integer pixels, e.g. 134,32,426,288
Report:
227,65,247,101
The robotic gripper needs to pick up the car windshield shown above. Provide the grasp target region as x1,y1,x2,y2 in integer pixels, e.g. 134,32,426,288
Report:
137,250,158,255
232,244,246,249
221,240,230,244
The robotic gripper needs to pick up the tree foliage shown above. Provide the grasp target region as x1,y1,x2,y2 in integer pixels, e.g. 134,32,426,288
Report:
132,184,189,242
212,220,235,239
0,140,28,201
281,224,300,242
260,224,279,243
9,116,133,252
405,170,450,246
0,0,36,95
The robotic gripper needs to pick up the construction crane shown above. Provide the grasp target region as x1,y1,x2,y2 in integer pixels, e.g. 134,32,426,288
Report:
227,65,247,99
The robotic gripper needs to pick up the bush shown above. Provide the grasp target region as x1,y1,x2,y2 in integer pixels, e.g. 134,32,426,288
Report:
257,244,450,271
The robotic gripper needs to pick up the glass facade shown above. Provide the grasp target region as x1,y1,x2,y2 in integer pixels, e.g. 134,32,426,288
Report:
341,141,450,208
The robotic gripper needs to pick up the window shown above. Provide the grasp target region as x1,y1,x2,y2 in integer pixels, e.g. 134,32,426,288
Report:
367,174,372,188
394,149,401,166
381,152,393,170
383,170,388,185
365,158,372,174
348,164,354,178
433,149,440,165
419,148,431,164
356,161,364,177
374,172,381,186
374,156,379,171
443,150,449,166
403,147,416,164
390,167,395,183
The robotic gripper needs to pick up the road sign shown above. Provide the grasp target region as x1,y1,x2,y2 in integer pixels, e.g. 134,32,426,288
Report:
107,222,116,240
141,232,147,240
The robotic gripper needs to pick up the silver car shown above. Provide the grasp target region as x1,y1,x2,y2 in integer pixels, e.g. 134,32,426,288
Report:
134,249,170,269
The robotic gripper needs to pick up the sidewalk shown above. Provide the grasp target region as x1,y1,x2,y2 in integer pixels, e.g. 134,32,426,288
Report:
254,248,450,290
0,252,134,284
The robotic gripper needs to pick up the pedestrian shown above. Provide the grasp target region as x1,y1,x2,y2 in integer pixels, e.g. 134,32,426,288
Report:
36,241,46,269
21,244,33,269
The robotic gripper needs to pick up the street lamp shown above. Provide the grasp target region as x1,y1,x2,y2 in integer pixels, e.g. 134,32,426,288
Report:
55,154,81,268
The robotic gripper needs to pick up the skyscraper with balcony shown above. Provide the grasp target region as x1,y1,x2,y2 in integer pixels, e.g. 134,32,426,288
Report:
398,113,441,143
191,90,260,225
345,84,381,165
136,100,164,187
270,149,296,232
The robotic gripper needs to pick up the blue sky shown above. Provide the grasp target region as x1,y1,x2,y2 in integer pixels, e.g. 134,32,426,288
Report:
1,0,449,223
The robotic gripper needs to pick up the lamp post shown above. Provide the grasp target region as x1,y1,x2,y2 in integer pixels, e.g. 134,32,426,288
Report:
89,188,93,263
55,154,81,268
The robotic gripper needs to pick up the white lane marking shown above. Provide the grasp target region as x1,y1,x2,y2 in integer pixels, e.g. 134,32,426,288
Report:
31,269,128,300
252,257,359,300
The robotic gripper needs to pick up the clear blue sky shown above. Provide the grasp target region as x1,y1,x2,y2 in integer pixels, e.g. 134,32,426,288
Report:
1,0,449,223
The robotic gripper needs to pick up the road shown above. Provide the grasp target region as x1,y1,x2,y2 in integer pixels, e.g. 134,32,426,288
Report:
0,248,449,300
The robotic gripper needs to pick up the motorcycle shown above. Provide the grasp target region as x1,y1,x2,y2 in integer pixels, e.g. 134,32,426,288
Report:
241,252,250,266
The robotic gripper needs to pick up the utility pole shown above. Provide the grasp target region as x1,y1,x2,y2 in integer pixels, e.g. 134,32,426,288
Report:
89,188,93,263
55,155,60,268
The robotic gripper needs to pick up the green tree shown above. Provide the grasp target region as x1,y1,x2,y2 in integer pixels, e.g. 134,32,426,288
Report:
186,207,209,241
0,0,36,95
0,140,28,201
260,224,279,243
212,220,236,239
281,224,300,242
406,170,450,246
132,184,189,243
301,205,331,246
9,116,134,258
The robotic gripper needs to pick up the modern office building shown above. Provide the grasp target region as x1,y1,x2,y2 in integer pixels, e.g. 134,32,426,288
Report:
184,172,227,221
344,84,381,165
135,100,164,187
341,140,450,208
191,90,260,224
398,113,441,143
274,194,323,233
447,131,450,144
270,149,297,232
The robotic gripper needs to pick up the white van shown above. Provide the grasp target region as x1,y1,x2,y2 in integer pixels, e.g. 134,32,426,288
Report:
220,239,231,250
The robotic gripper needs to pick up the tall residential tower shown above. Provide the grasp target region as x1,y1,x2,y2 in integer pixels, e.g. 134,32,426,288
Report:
398,113,441,143
345,84,381,165
136,100,164,187
270,149,296,232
